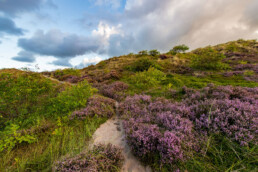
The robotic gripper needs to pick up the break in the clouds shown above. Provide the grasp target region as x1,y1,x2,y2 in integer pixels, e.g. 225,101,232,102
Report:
1,0,258,70
12,51,36,63
0,17,24,36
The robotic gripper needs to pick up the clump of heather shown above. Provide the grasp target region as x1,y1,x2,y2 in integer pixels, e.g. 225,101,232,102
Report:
120,95,201,165
123,120,161,157
99,81,129,101
70,95,116,120
119,94,152,119
54,144,124,172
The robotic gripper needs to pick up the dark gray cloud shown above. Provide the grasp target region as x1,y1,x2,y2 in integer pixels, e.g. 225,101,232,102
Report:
51,58,72,67
0,17,24,36
0,0,56,17
18,30,101,58
12,51,36,62
17,29,104,66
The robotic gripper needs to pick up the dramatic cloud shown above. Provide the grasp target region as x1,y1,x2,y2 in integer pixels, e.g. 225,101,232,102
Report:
82,0,258,56
0,17,24,36
18,30,102,58
12,51,36,62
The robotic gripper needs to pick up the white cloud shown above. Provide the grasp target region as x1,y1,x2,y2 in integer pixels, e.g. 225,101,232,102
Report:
92,22,122,45
83,56,102,65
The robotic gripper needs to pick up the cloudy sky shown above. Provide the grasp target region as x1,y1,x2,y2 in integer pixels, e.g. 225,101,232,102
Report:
0,0,257,71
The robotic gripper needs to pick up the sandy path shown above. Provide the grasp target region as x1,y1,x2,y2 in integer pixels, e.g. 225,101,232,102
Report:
90,102,152,172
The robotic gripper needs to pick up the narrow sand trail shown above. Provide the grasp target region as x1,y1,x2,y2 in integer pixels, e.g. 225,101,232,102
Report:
90,102,152,172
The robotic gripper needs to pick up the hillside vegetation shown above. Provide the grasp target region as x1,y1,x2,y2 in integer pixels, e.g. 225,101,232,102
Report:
0,39,257,171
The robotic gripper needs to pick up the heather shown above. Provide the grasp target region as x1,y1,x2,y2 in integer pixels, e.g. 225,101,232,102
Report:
98,81,129,101
70,95,116,120
119,84,258,170
54,144,124,172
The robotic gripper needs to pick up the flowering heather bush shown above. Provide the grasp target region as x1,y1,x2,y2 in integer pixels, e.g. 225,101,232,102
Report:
99,81,129,101
54,144,124,172
70,96,116,120
120,95,200,165
123,120,161,157
120,85,258,167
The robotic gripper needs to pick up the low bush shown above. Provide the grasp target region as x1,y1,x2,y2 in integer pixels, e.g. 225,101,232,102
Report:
191,47,229,70
128,67,166,90
126,57,161,72
48,80,95,117
54,144,124,172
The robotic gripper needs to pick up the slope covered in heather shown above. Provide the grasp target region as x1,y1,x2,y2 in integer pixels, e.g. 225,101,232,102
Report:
0,39,257,171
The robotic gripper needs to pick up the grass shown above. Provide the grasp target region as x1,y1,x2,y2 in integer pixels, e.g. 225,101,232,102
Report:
182,135,258,172
0,116,107,171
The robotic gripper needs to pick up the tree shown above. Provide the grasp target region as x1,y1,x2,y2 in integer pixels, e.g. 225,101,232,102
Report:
138,50,148,56
149,49,160,56
169,44,189,54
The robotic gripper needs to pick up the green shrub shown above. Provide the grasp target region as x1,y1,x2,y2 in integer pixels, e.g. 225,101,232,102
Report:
129,67,166,90
191,47,229,70
149,49,160,56
0,124,36,152
126,57,161,72
48,80,96,117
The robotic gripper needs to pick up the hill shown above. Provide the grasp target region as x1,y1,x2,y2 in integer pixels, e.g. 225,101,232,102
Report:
0,39,257,171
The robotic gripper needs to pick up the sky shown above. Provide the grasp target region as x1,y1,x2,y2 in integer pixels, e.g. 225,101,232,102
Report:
0,0,258,71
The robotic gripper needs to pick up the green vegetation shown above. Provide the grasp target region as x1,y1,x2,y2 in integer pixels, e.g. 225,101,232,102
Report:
149,49,160,56
138,50,148,56
1,39,257,171
128,67,166,90
126,57,161,72
191,47,229,70
169,44,189,54
0,70,103,171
